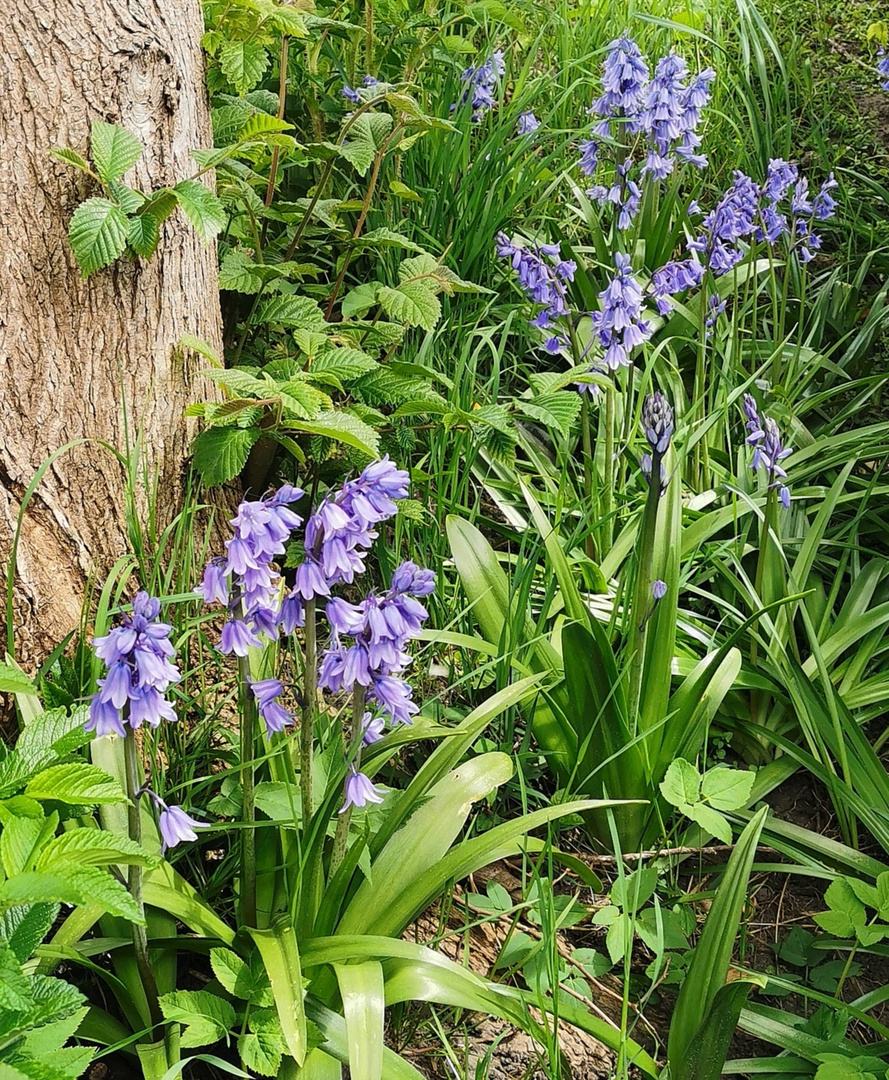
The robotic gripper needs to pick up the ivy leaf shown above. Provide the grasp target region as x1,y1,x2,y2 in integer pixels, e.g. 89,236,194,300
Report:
377,282,441,331
68,198,129,277
160,989,236,1048
89,121,143,184
219,40,270,95
127,213,161,260
173,180,227,241
25,763,126,806
192,427,262,486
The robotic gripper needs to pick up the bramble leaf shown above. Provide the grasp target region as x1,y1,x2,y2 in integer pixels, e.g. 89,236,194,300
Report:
219,40,270,96
90,121,143,183
68,198,129,277
192,426,262,486
173,180,227,241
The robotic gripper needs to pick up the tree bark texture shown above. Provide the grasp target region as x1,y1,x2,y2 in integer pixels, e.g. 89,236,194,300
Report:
0,0,223,664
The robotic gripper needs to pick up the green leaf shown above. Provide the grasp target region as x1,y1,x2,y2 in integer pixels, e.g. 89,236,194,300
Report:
814,878,867,937
668,808,768,1066
341,283,380,319
377,283,441,331
309,348,377,382
192,426,261,485
108,181,145,214
253,295,327,331
660,759,701,808
219,249,263,293
25,763,126,806
210,948,273,1006
388,179,422,201
219,40,270,95
672,980,757,1080
686,803,733,846
2,903,59,963
68,198,129,276
90,121,143,183
352,227,427,254
333,961,384,1080
0,664,34,694
35,827,157,870
160,989,236,1048
51,148,92,175
701,767,756,812
1,815,55,877
248,920,308,1066
285,411,380,457
238,1029,283,1076
173,180,227,241
0,940,33,1010
16,708,90,771
127,212,161,259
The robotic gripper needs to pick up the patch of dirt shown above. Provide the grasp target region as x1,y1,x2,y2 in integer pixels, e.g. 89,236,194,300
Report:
467,1016,612,1080
856,93,889,150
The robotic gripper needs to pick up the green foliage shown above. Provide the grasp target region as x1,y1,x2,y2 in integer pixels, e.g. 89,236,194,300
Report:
56,120,230,276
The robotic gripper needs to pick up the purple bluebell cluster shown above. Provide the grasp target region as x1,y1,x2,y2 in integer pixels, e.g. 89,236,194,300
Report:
878,48,889,91
86,592,180,739
742,394,792,508
641,392,674,454
580,36,714,228
279,457,410,632
517,111,540,136
319,559,434,813
650,256,705,316
689,171,760,274
453,51,505,121
495,233,576,330
197,486,304,657
591,253,652,369
319,560,433,725
250,678,294,738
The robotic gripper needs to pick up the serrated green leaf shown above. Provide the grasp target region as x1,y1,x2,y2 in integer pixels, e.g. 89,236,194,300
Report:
516,392,582,435
377,283,441,331
51,148,92,175
160,989,236,1047
1,815,56,877
701,766,756,812
338,137,376,176
284,411,380,457
352,227,427,254
279,381,330,417
240,113,294,139
173,180,227,241
659,758,701,808
36,827,156,870
178,334,222,367
90,121,142,183
309,348,378,381
108,181,145,214
686,802,733,845
2,903,59,964
267,5,308,35
0,940,33,1011
388,179,422,201
219,40,270,95
212,103,255,144
126,212,161,259
253,294,327,331
25,763,125,806
219,249,262,293
192,426,261,485
341,282,380,319
18,1005,88,1059
68,198,129,277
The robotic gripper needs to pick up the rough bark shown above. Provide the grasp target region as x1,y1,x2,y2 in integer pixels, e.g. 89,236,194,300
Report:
0,0,223,665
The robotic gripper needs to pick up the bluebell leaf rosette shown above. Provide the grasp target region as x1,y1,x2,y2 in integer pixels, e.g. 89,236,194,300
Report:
741,395,792,508
86,591,180,738
198,484,304,656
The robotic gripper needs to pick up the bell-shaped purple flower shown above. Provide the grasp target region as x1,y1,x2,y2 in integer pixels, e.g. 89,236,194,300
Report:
339,766,385,813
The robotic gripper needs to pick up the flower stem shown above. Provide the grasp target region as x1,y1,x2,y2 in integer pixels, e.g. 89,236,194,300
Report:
238,650,257,928
301,599,317,821
330,685,366,877
123,732,164,1033
625,452,663,729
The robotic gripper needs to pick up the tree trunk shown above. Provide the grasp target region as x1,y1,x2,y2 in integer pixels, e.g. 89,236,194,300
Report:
0,0,222,666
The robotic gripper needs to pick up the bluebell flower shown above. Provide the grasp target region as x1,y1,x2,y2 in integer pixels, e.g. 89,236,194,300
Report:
219,618,262,657
578,138,599,177
879,48,889,91
157,803,205,852
689,171,760,274
361,712,386,745
517,111,540,136
391,561,436,596
652,580,667,600
495,232,574,329
341,84,361,104
705,293,727,337
454,51,505,121
742,398,792,508
650,255,704,315
592,252,652,369
591,35,649,129
340,766,384,812
86,591,180,738
249,678,294,737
